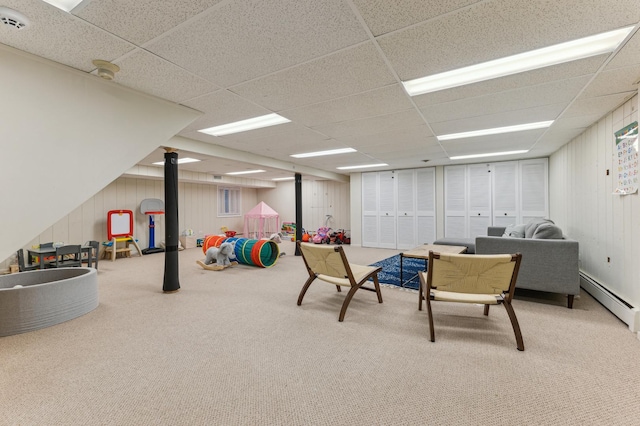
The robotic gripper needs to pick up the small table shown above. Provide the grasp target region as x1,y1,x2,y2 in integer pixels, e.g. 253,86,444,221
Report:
399,244,467,288
27,245,95,269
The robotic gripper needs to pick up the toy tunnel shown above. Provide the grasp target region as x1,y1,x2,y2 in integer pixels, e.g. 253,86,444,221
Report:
201,235,227,254
201,236,279,268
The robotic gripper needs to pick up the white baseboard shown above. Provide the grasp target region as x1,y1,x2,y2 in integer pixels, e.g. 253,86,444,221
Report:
580,272,640,333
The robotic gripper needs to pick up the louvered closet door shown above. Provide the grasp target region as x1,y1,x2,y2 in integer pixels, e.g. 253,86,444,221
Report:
492,161,519,227
520,158,549,222
416,168,436,244
444,165,467,238
361,172,379,247
467,164,492,238
377,171,397,249
396,170,416,249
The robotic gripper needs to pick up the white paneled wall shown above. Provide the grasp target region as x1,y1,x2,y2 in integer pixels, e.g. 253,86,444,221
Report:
550,94,640,309
257,180,350,234
2,177,258,268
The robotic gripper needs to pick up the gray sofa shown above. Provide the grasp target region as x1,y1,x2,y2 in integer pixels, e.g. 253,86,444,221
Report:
475,224,579,308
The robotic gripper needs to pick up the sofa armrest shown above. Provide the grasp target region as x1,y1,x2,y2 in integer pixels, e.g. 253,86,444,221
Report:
487,227,506,237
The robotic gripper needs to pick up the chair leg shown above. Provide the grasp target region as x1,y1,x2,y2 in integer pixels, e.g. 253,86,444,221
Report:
483,305,490,316
336,285,341,292
425,298,435,342
418,279,423,311
297,276,316,306
338,285,362,322
502,301,525,351
567,294,574,309
371,275,383,303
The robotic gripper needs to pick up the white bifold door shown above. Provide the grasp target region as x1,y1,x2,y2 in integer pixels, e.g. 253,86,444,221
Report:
362,168,436,249
444,158,548,238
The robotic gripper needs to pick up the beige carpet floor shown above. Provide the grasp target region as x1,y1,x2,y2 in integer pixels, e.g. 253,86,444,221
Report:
2,240,640,425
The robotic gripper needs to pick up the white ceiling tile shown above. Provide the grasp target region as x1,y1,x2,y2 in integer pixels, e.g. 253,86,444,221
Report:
230,42,396,111
281,84,413,127
145,0,369,87
606,31,640,70
352,0,483,36
579,66,640,99
312,109,428,140
114,49,219,103
562,93,635,119
419,76,591,124
378,0,640,80
75,0,225,45
0,0,134,72
339,125,436,156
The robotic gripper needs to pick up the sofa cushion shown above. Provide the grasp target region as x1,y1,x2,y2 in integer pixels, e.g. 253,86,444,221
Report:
532,223,564,239
524,218,554,238
502,224,526,238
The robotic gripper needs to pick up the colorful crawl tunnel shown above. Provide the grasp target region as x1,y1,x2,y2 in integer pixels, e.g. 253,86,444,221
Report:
232,237,280,268
202,236,280,268
201,235,227,254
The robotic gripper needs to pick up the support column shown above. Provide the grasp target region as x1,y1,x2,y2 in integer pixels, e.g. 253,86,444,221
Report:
163,148,180,293
295,172,302,256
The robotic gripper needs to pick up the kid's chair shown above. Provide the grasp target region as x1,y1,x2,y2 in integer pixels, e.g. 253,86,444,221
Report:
104,210,142,261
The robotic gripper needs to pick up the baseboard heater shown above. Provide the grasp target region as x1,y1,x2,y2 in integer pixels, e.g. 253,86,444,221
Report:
580,272,640,333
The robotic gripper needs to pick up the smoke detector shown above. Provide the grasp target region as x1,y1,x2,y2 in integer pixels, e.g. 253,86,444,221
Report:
0,7,30,30
92,59,120,81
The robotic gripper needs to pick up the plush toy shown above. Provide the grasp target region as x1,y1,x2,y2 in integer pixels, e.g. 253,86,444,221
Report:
196,241,238,271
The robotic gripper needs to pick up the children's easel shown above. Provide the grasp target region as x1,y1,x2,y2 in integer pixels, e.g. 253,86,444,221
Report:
104,210,143,261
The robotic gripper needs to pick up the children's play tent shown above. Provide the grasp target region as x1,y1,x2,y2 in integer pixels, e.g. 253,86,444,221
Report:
244,202,280,239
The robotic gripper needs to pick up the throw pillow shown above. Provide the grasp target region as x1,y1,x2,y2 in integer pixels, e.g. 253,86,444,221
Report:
532,223,564,239
524,218,554,238
502,224,526,238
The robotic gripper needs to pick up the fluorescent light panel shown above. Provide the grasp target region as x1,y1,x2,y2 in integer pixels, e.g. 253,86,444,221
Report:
198,113,290,136
437,120,554,141
290,148,356,158
226,170,265,175
450,150,528,160
41,0,84,12
337,163,388,170
272,177,295,181
152,157,200,165
403,26,634,96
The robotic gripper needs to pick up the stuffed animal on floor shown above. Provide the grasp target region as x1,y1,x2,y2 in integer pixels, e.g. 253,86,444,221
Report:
196,241,238,271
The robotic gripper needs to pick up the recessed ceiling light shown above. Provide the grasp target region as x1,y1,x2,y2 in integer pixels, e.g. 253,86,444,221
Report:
152,157,200,165
272,177,295,181
41,0,84,12
226,170,266,175
198,113,290,136
290,148,357,158
449,150,529,160
403,26,634,96
337,163,388,170
437,121,554,141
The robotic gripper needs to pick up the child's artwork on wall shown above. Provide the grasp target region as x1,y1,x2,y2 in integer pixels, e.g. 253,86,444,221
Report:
614,121,638,195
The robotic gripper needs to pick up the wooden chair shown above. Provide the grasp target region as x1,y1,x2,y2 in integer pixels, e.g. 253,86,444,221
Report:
297,241,383,322
419,251,525,351
50,245,83,268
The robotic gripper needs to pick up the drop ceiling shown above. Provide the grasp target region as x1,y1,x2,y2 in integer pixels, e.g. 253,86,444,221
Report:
2,0,639,182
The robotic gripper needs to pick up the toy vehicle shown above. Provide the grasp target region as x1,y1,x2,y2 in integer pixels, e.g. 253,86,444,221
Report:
312,227,331,244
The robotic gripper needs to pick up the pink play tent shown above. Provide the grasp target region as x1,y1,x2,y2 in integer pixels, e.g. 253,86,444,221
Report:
244,201,280,239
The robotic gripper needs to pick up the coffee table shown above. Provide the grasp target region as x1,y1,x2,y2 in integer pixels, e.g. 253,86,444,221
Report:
399,244,467,288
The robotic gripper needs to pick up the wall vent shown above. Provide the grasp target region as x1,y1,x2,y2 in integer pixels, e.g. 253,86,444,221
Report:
0,7,30,30
212,175,223,180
